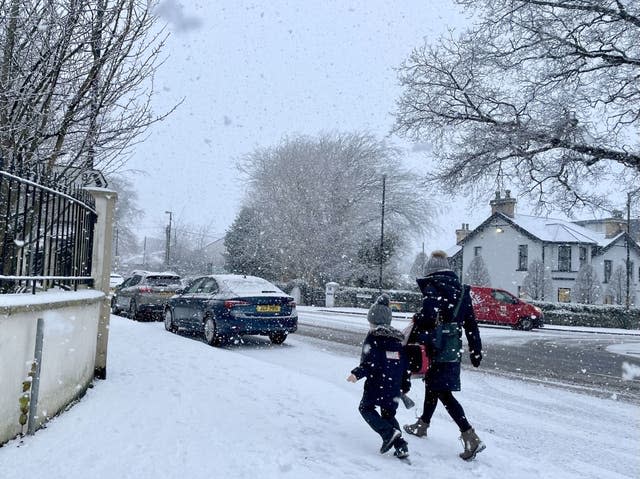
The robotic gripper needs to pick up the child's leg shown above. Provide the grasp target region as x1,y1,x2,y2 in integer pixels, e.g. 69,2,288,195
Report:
381,407,400,431
359,399,397,442
381,407,409,456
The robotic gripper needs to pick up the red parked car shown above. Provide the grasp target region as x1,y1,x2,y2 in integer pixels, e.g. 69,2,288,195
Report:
469,286,543,330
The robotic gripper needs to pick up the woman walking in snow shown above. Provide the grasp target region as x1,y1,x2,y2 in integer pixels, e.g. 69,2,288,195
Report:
347,294,411,459
403,250,486,460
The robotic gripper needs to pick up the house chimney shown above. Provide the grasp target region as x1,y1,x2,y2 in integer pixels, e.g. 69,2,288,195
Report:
490,189,517,218
605,210,626,238
456,223,471,244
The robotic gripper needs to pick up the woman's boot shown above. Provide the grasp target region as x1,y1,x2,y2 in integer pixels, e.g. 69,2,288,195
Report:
459,427,485,460
403,418,429,437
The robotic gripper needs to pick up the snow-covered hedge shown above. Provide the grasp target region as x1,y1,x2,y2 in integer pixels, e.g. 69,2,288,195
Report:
333,287,423,312
277,279,326,306
530,300,640,329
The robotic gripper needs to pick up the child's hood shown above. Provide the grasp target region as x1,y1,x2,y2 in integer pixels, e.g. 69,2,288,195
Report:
370,324,405,342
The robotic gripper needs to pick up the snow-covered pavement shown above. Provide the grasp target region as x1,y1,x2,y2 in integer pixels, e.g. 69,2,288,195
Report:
0,314,638,479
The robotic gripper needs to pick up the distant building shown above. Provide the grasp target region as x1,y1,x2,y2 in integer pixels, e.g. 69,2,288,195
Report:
450,190,640,305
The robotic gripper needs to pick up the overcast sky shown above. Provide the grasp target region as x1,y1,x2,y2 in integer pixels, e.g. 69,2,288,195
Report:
125,0,483,253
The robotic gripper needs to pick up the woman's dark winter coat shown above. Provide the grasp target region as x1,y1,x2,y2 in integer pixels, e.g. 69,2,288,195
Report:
351,325,411,410
412,270,482,392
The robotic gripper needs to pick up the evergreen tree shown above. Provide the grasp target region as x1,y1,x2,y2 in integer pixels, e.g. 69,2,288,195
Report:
575,264,601,304
351,232,400,288
464,255,491,286
223,206,280,280
409,251,427,278
606,265,627,305
522,259,553,301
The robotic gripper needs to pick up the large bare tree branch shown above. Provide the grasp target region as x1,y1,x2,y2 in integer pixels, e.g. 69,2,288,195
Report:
395,0,640,211
0,0,171,185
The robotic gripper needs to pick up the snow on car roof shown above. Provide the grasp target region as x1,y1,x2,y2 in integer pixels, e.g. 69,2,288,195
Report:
214,274,286,295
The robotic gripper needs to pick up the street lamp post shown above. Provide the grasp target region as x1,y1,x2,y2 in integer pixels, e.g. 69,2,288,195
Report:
165,211,172,265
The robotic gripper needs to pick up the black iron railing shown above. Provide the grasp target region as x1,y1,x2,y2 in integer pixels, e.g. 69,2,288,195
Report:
0,168,97,294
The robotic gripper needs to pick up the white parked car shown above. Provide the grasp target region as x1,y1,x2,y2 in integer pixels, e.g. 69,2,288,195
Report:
109,273,125,290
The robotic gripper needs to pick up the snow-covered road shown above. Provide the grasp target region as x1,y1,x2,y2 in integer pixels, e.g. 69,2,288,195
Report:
0,314,638,479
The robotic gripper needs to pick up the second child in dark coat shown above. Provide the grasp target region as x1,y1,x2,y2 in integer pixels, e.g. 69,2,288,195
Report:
347,294,411,459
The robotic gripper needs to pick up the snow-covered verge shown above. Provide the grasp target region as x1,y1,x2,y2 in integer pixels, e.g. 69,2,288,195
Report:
0,315,638,479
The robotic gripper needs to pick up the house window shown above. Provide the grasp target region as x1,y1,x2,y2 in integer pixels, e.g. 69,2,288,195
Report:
604,260,612,283
558,245,571,272
474,246,482,257
558,288,571,303
517,245,528,270
579,246,587,267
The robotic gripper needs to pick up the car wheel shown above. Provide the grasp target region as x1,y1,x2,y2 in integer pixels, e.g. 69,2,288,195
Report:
110,297,120,315
518,317,534,331
129,300,139,321
269,332,287,345
204,316,223,346
164,308,177,333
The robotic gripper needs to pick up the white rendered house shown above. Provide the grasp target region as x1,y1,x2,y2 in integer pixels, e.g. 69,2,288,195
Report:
449,191,640,305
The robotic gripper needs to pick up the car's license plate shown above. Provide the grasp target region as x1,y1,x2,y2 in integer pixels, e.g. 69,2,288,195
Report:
256,304,280,313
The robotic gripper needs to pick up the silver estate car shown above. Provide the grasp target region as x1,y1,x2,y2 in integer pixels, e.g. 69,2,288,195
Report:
111,271,182,321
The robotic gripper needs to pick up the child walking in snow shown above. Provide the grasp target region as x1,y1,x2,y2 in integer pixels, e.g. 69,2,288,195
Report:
347,294,411,459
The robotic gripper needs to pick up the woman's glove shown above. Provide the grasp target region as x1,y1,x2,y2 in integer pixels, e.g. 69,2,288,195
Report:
470,352,482,368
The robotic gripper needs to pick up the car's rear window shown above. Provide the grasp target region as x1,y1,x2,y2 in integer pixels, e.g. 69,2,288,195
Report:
145,276,181,286
221,277,283,295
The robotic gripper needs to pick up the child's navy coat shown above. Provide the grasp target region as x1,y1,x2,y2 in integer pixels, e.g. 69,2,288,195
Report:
351,325,411,410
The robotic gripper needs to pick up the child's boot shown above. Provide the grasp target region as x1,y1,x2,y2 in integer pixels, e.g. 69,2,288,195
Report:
380,429,401,454
393,437,409,459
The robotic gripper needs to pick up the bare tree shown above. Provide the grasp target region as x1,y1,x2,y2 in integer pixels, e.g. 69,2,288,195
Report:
522,258,553,300
574,263,601,304
168,217,220,275
233,132,436,287
464,255,491,286
0,1,172,184
394,0,640,211
108,174,142,268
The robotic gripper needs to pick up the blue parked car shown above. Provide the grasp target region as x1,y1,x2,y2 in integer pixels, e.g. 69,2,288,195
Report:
163,274,298,346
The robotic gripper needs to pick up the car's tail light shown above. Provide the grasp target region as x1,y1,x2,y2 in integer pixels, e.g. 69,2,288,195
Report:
224,300,249,309
138,286,152,293
287,300,296,308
